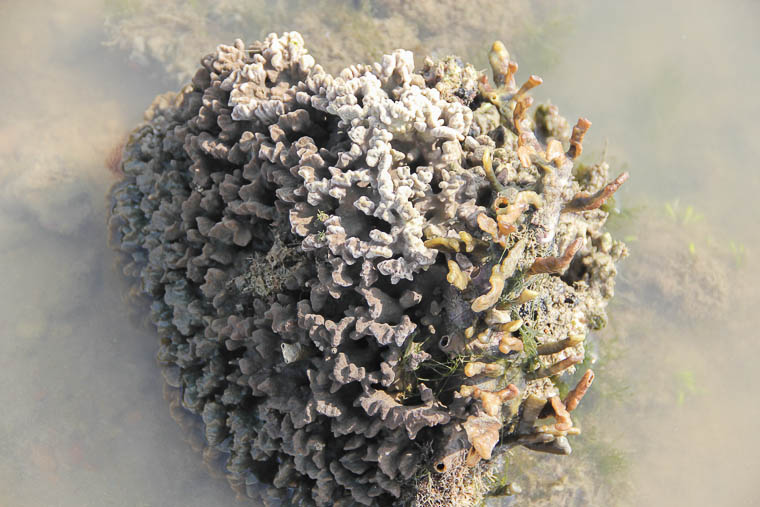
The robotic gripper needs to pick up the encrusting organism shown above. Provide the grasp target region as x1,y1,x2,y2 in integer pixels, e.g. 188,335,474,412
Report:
108,32,627,506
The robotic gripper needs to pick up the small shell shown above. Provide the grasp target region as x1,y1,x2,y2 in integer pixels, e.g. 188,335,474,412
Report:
281,342,307,363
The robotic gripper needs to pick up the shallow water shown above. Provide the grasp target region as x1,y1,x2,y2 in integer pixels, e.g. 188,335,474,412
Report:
1,0,757,506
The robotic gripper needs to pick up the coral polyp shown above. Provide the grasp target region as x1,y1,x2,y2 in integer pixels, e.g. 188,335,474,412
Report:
108,32,627,506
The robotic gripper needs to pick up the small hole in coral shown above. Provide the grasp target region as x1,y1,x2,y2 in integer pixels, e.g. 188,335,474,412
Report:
366,215,392,234
476,187,492,207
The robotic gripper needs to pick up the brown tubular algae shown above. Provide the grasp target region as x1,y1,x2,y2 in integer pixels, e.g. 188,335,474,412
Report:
107,33,628,507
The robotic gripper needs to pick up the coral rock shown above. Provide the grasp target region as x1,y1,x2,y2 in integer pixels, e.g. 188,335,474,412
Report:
108,32,626,506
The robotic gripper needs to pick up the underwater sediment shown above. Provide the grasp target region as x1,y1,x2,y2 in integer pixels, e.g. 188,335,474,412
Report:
108,32,627,506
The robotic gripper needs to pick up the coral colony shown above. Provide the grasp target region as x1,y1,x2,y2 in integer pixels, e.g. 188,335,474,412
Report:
108,33,627,506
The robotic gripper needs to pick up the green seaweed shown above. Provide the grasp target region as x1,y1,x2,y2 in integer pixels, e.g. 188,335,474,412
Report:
729,240,747,268
673,369,701,406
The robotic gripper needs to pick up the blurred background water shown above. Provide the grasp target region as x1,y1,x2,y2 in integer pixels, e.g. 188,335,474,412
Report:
1,0,757,505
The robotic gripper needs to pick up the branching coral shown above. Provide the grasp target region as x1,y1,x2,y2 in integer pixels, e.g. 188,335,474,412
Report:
108,32,627,506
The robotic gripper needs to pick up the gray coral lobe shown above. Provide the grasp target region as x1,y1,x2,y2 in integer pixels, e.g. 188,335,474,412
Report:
108,32,625,506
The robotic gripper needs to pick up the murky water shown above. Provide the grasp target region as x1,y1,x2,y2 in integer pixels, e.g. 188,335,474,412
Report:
1,0,757,506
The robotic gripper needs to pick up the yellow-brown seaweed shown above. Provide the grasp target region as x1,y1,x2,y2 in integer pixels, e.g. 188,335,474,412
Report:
458,230,480,252
488,41,516,88
463,415,502,463
446,260,470,290
476,213,502,246
536,333,584,356
563,172,630,213
515,190,543,209
497,332,524,354
484,308,512,326
500,319,523,332
513,96,533,134
424,236,461,252
563,369,595,412
544,138,566,166
515,288,539,304
464,361,505,378
472,238,527,312
460,385,520,417
535,425,581,437
516,74,543,98
496,216,516,238
549,396,573,432
567,117,592,159
496,204,527,230
465,446,482,467
482,149,505,192
471,263,506,313
528,353,583,379
527,238,583,275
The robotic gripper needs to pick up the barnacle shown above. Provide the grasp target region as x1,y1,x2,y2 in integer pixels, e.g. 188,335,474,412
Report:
108,32,627,506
